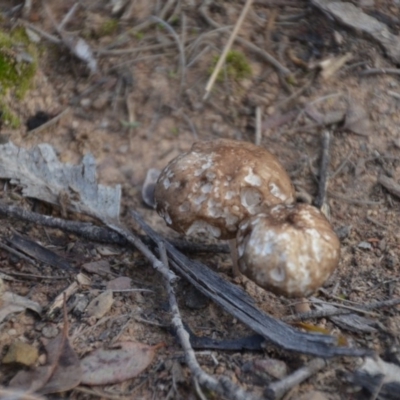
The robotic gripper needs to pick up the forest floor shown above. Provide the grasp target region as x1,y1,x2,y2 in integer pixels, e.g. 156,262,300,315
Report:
1,1,400,399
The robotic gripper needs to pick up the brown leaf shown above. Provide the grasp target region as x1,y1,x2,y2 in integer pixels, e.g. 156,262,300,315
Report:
343,100,371,136
106,277,132,291
9,296,81,394
86,290,113,319
38,333,82,395
0,291,42,323
82,259,112,276
80,342,164,385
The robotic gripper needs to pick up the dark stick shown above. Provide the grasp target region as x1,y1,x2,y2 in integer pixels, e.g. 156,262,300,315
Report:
0,201,228,254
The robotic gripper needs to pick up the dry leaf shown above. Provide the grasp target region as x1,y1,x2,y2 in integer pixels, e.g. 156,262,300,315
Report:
86,290,114,319
76,272,91,286
82,260,112,276
47,282,78,318
343,100,371,136
106,277,132,291
318,53,353,80
0,142,121,220
80,342,163,385
9,333,82,394
96,246,122,256
0,291,42,323
10,300,81,395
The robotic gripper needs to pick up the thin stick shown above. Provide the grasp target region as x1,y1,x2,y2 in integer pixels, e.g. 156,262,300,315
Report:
150,16,186,93
157,241,260,400
360,68,400,76
106,221,177,283
328,192,382,206
266,358,327,399
314,130,331,209
284,297,400,322
27,107,70,135
255,106,262,146
0,201,228,254
58,2,79,31
203,0,254,100
378,174,400,199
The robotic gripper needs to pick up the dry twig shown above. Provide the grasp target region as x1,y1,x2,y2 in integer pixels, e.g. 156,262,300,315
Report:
0,201,228,254
203,0,254,100
266,358,327,399
158,242,260,400
199,0,291,77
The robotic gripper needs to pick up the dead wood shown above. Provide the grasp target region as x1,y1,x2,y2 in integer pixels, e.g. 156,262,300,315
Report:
0,201,228,254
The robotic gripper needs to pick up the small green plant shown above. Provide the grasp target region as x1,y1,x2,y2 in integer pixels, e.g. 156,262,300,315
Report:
98,19,118,37
0,28,38,98
134,31,144,40
0,102,20,128
170,126,180,136
210,50,252,81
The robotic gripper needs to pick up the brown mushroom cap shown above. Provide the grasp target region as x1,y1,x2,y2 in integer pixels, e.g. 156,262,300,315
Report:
237,203,340,298
154,139,295,240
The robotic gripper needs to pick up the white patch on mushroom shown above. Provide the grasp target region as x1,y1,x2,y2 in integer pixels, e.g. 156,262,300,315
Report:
194,169,204,177
268,183,287,201
224,191,235,200
206,171,216,180
269,265,286,283
307,228,323,262
193,194,208,205
244,168,261,186
240,187,262,214
201,183,213,193
223,207,239,229
179,202,190,212
206,198,223,218
186,220,221,238
163,178,171,189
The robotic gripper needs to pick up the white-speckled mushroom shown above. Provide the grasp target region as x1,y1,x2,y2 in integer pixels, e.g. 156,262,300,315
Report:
237,203,340,298
154,139,295,274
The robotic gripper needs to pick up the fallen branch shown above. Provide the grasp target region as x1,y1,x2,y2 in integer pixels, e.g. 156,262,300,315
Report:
0,201,228,254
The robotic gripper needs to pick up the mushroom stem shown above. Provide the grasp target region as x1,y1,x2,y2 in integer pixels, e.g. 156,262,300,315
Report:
228,239,240,277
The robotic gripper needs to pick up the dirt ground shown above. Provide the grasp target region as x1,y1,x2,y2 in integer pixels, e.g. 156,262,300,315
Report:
1,0,400,399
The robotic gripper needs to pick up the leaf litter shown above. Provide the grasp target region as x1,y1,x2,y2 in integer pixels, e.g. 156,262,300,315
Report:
80,341,164,385
9,298,81,395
